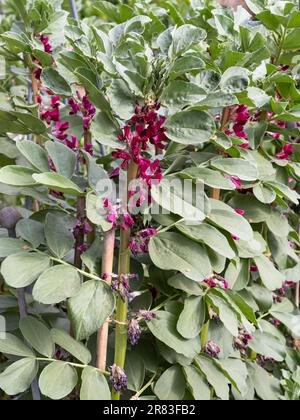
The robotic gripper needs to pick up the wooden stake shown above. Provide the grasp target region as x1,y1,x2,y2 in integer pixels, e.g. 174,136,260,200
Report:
96,229,116,370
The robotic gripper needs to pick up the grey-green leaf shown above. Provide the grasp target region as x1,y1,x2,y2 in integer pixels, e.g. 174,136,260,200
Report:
148,311,201,359
80,367,110,400
165,110,216,145
68,280,115,341
177,296,205,339
1,252,51,288
33,265,82,305
149,232,212,282
19,316,54,358
0,358,38,396
0,333,35,357
51,328,91,365
39,361,78,400
154,366,186,400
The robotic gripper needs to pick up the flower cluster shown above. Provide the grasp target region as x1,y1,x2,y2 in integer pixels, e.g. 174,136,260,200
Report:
204,274,229,290
276,144,294,161
225,105,250,148
33,34,53,80
111,273,137,302
204,341,221,359
109,364,127,392
138,310,156,321
127,310,156,346
234,328,253,354
39,93,95,155
273,280,296,303
68,95,96,132
111,103,168,186
72,219,93,253
130,228,157,255
103,199,134,231
128,319,141,346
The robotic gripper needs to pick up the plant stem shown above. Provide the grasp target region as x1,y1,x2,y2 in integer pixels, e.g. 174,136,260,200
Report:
49,255,103,281
133,372,157,398
96,228,116,371
151,293,180,312
274,25,287,65
36,358,109,376
112,162,138,400
201,321,210,350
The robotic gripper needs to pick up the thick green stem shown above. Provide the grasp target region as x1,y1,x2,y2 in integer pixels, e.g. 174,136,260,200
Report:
112,162,138,400
201,321,210,350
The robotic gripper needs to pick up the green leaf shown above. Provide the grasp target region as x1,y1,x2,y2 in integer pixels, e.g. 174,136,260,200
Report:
269,312,300,337
45,141,77,179
170,55,205,76
283,28,300,50
1,252,51,288
253,255,284,291
165,110,216,145
248,331,286,362
218,358,249,397
39,361,78,400
80,367,110,400
170,24,206,57
51,329,91,365
248,363,282,401
16,140,49,172
68,280,115,341
74,68,111,112
148,311,201,359
41,68,72,96
44,213,74,259
0,333,35,357
149,232,212,282
0,165,37,187
253,184,276,204
195,355,229,400
151,177,209,222
209,199,253,241
19,316,54,358
84,154,110,194
0,358,38,396
107,79,136,120
86,192,112,232
16,219,45,248
211,158,258,181
177,222,235,259
90,112,123,149
177,296,205,339
33,172,83,195
207,294,239,336
33,265,81,305
124,352,145,392
181,167,236,190
168,273,204,296
0,238,28,258
154,366,186,400
220,67,250,93
161,81,206,112
183,365,210,400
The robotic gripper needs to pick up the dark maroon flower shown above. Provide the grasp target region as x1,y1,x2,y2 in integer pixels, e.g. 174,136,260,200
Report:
204,341,221,359
204,275,229,290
